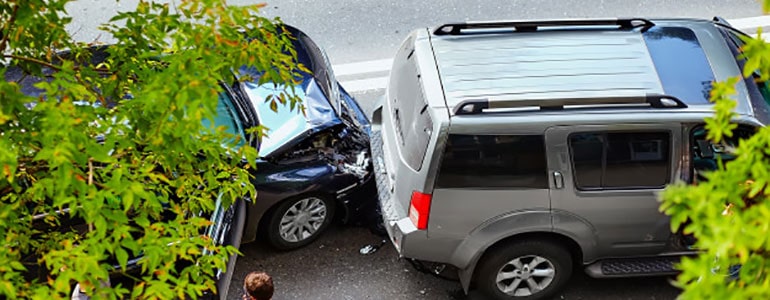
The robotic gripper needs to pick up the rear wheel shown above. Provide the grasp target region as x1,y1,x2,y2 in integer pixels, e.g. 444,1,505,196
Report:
476,240,573,300
266,195,335,250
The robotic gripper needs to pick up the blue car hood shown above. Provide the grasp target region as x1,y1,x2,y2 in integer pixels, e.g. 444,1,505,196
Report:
240,78,342,157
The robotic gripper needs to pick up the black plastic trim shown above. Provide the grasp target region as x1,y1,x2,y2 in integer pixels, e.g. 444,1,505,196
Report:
453,94,687,115
433,18,655,36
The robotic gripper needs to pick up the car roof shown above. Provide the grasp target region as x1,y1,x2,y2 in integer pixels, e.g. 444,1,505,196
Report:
424,18,758,120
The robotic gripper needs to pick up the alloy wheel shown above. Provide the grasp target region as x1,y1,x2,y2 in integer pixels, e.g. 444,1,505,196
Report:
278,197,328,243
495,255,556,297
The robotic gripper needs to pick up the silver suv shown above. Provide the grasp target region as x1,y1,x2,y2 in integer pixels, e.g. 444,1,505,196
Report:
370,18,770,299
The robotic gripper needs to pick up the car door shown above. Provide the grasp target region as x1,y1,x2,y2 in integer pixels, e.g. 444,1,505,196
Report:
545,124,681,259
429,134,552,242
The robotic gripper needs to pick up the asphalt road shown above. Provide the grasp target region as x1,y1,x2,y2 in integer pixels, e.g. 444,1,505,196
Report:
226,224,680,300
64,1,770,92
66,0,764,65
243,0,765,64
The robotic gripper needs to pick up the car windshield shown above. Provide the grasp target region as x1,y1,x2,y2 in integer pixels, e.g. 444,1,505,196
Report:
200,93,248,149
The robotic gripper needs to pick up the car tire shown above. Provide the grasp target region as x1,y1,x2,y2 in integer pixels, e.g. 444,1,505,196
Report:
476,239,573,300
266,195,335,250
214,198,246,300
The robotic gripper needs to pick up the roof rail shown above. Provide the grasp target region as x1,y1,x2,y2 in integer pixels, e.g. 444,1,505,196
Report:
433,18,655,35
712,16,732,26
453,94,687,115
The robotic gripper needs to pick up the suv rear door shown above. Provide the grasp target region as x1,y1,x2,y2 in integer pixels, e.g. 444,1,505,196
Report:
545,124,681,259
429,134,552,240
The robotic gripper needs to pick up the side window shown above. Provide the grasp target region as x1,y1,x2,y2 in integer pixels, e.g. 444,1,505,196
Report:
720,27,770,107
569,132,671,190
436,135,548,189
691,124,755,182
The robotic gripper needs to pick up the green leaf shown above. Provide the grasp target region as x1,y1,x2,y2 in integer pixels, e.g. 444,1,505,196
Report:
115,247,129,271
122,191,134,213
9,261,25,271
1,0,298,297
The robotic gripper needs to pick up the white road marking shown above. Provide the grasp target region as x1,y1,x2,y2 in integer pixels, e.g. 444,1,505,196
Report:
340,77,389,93
334,59,393,77
337,16,770,92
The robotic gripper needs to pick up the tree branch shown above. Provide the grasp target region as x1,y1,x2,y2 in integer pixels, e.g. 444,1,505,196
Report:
74,73,108,106
88,158,94,186
4,54,114,74
6,53,115,106
88,157,94,233
3,54,62,71
0,3,19,53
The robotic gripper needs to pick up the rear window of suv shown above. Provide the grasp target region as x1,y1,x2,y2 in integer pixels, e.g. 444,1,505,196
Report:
643,26,715,105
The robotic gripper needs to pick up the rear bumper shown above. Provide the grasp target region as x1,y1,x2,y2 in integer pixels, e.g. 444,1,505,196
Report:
370,128,431,258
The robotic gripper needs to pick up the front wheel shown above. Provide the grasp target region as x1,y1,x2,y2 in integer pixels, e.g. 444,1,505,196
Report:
266,195,335,250
476,240,573,300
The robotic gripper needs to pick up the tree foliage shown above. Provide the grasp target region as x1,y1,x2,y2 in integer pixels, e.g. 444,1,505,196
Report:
660,2,770,299
0,0,302,298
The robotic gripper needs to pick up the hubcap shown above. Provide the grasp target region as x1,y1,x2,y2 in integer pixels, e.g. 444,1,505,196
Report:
495,255,556,297
279,197,327,243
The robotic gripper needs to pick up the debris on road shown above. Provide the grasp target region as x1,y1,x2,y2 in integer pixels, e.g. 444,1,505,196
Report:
359,239,387,255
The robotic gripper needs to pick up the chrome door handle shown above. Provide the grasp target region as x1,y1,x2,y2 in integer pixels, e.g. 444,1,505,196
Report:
553,171,564,189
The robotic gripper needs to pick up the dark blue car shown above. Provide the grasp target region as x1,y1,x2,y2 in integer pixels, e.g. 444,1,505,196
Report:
219,26,377,250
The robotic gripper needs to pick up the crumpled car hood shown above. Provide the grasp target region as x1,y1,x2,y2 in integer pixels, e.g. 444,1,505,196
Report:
240,78,342,158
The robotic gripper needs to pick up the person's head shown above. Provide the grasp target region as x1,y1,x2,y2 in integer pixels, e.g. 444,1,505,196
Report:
243,271,274,300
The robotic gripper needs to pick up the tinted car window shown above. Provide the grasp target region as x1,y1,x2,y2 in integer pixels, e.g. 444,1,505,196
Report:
201,93,247,149
643,27,715,105
570,132,670,190
570,133,604,188
436,135,548,189
718,26,770,122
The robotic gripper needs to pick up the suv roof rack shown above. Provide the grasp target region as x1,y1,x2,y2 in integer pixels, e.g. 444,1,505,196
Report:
712,16,732,26
433,18,655,35
453,94,687,115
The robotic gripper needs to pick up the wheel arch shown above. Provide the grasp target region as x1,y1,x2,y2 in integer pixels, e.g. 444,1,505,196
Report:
255,191,343,241
458,231,584,293
241,166,344,244
243,188,358,244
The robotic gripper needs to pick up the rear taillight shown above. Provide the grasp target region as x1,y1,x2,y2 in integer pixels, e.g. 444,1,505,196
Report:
409,191,432,230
